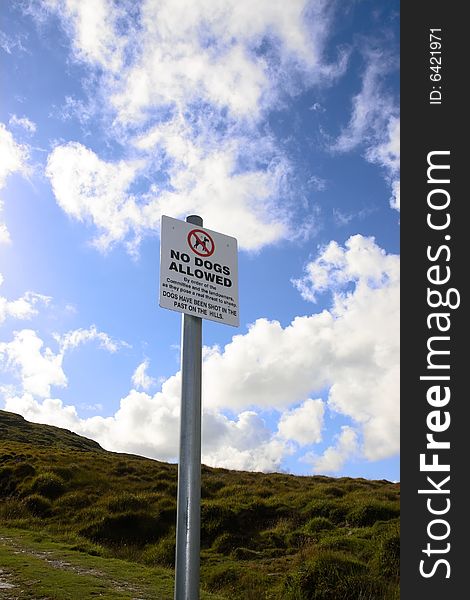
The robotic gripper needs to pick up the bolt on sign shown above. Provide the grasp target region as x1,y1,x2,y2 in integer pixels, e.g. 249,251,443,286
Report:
159,215,239,327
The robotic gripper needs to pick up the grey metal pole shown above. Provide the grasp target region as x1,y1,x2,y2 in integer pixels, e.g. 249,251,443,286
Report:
174,215,203,600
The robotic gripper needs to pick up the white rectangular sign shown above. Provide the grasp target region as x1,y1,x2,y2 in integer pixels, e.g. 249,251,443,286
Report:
159,216,239,327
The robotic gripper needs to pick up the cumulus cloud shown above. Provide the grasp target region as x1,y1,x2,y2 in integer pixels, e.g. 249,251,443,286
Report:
277,398,324,446
131,359,156,391
2,235,398,471
43,0,126,72
46,142,145,252
0,201,10,244
303,426,359,473
201,234,399,462
0,123,30,243
0,123,30,187
1,325,128,399
46,130,290,252
291,233,398,302
0,329,67,398
0,274,52,324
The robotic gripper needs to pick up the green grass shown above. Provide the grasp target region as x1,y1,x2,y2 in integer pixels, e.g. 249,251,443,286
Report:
0,526,224,599
0,410,400,599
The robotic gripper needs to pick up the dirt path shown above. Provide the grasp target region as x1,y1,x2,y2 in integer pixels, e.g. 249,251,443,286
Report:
0,529,223,600
1,535,146,595
0,533,154,599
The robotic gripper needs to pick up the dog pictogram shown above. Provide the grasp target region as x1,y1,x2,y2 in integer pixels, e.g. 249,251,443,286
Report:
187,229,215,257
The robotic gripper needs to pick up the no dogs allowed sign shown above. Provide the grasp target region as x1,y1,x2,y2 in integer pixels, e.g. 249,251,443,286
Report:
159,216,239,327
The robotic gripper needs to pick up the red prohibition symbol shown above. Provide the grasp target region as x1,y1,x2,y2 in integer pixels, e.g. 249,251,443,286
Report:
187,229,215,257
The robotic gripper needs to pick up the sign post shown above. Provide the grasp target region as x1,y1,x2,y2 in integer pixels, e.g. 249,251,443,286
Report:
174,215,203,600
159,214,239,600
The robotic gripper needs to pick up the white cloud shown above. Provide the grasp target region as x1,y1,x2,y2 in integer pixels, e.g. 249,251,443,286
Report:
46,132,290,252
202,409,293,471
0,277,52,324
0,221,10,245
0,329,67,398
201,234,399,462
331,49,399,211
332,206,376,228
333,50,397,153
0,123,30,188
46,142,145,252
0,123,30,243
8,115,37,134
292,234,398,302
303,426,359,473
0,325,128,399
309,102,325,112
44,0,125,72
56,325,128,353
390,180,400,211
366,116,399,174
366,117,400,211
106,0,343,124
131,359,156,391
277,398,324,446
0,291,52,323
138,118,290,250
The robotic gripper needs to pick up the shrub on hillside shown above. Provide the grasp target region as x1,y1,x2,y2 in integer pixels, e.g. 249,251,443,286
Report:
142,535,176,567
303,499,348,525
317,485,346,498
317,531,371,562
24,494,52,517
106,492,151,513
55,490,94,510
204,563,240,593
347,502,399,527
201,477,226,498
283,550,385,600
51,465,77,481
304,517,335,534
0,497,29,520
371,530,400,580
31,472,66,499
0,466,16,495
81,511,166,546
200,502,237,544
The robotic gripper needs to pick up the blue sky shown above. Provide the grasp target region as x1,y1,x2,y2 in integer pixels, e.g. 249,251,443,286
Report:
0,0,399,480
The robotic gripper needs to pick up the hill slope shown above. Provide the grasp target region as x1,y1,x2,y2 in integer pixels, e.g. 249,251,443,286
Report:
0,410,103,452
0,410,400,599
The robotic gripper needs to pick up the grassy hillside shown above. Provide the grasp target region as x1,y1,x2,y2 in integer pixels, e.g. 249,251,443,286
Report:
0,410,399,599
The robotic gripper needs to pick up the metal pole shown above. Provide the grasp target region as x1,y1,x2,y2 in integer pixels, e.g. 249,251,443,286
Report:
174,215,203,600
